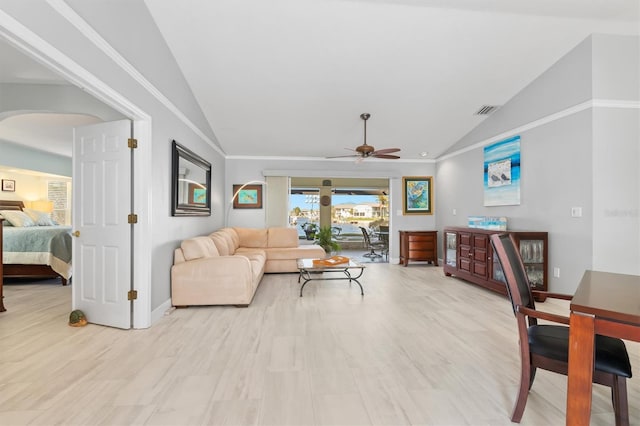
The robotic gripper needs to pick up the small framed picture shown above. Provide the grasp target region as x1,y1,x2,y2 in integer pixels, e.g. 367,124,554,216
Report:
188,183,208,205
1,179,15,192
232,184,263,209
402,176,433,215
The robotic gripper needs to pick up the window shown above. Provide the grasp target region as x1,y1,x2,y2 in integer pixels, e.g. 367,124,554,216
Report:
48,180,71,225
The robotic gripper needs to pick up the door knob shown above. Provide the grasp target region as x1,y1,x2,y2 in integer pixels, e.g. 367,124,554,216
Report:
73,231,80,237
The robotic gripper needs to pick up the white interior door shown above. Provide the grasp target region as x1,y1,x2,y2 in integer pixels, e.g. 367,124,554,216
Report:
72,119,132,329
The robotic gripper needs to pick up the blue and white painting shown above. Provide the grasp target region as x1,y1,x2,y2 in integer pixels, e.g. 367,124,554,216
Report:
484,135,521,206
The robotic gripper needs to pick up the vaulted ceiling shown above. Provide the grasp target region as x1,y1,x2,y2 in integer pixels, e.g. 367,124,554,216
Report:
145,0,639,160
1,0,638,161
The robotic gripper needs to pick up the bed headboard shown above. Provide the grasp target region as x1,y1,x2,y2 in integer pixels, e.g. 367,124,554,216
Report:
0,200,25,211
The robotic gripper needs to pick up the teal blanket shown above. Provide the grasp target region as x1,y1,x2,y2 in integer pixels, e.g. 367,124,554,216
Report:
3,226,72,264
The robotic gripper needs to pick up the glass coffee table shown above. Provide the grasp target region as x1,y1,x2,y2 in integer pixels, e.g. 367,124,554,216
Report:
297,258,365,297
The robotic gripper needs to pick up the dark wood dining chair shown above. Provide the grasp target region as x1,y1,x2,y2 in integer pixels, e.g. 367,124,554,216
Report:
490,233,632,425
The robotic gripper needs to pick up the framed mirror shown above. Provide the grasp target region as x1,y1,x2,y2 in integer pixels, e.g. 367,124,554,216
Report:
171,140,211,216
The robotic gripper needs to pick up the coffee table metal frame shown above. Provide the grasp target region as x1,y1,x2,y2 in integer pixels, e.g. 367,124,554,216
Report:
297,258,365,297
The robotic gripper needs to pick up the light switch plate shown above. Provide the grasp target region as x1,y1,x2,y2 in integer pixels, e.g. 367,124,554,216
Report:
571,207,582,217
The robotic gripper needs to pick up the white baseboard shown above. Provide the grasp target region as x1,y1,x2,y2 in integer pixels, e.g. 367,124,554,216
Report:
151,298,173,325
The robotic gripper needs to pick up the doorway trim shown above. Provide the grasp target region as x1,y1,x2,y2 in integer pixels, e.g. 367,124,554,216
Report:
0,10,153,328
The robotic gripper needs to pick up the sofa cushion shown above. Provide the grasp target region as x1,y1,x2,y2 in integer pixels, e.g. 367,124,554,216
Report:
267,227,299,248
181,237,220,261
220,228,240,248
234,227,268,248
235,247,267,261
265,245,326,260
210,232,232,256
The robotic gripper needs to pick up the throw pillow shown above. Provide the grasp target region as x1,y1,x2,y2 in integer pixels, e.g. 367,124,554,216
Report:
0,210,36,227
24,208,56,226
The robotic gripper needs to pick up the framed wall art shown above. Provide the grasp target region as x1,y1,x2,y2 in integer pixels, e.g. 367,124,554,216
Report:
232,184,263,209
484,135,521,206
1,179,15,192
188,184,207,205
402,176,433,215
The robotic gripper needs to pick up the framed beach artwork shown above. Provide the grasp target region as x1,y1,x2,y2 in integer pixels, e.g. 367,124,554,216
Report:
484,135,521,206
188,184,207,205
232,184,263,209
402,176,433,215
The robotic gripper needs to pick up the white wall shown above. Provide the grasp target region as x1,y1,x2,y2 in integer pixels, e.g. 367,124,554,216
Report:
226,156,436,262
0,139,72,177
0,167,69,203
592,107,640,275
436,34,639,293
591,34,640,275
0,0,226,317
0,83,126,122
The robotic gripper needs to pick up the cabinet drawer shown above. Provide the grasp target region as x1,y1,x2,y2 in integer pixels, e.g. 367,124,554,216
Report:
408,235,435,242
459,257,471,272
472,262,488,277
473,247,487,261
459,232,472,246
408,250,435,259
473,235,488,248
409,241,435,250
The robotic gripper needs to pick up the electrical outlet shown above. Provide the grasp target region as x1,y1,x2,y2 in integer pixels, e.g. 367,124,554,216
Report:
571,207,582,217
553,267,560,278
452,208,457,216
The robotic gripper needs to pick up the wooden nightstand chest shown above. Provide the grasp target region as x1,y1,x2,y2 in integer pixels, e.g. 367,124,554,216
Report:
398,230,438,266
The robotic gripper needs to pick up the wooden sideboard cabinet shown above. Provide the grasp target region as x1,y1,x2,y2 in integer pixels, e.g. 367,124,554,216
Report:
399,230,438,266
443,226,548,297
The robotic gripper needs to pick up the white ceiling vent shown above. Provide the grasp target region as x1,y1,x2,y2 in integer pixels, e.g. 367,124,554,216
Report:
475,105,500,115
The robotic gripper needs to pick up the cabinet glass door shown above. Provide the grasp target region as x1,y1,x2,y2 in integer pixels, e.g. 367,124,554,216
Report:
445,232,457,267
519,239,545,289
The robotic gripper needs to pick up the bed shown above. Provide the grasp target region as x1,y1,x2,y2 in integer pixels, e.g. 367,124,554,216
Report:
0,200,72,285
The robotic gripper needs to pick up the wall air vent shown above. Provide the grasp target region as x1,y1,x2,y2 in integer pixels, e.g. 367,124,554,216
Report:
475,105,500,115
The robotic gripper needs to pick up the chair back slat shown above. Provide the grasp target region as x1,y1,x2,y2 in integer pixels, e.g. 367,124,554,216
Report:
491,233,535,314
360,227,371,244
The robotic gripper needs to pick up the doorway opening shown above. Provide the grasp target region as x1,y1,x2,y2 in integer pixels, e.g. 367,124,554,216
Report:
289,177,390,262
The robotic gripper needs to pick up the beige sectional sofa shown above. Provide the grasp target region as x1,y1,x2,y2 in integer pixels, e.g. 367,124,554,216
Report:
171,227,325,307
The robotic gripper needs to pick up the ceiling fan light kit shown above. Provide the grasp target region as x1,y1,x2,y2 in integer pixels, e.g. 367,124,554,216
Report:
327,113,401,160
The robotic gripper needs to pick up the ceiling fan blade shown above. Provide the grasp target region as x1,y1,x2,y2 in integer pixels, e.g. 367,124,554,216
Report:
326,154,360,159
372,148,400,155
372,154,400,159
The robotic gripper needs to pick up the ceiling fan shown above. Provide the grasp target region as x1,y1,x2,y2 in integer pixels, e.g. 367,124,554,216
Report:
328,113,401,160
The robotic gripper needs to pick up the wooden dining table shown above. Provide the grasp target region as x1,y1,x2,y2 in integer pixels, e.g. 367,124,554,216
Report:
567,270,640,425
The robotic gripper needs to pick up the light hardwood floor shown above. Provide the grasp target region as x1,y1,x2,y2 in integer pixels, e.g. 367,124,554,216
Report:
0,264,638,426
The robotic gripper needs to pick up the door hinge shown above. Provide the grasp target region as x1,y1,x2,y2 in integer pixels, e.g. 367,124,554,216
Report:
128,214,138,224
127,290,138,301
128,138,138,149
